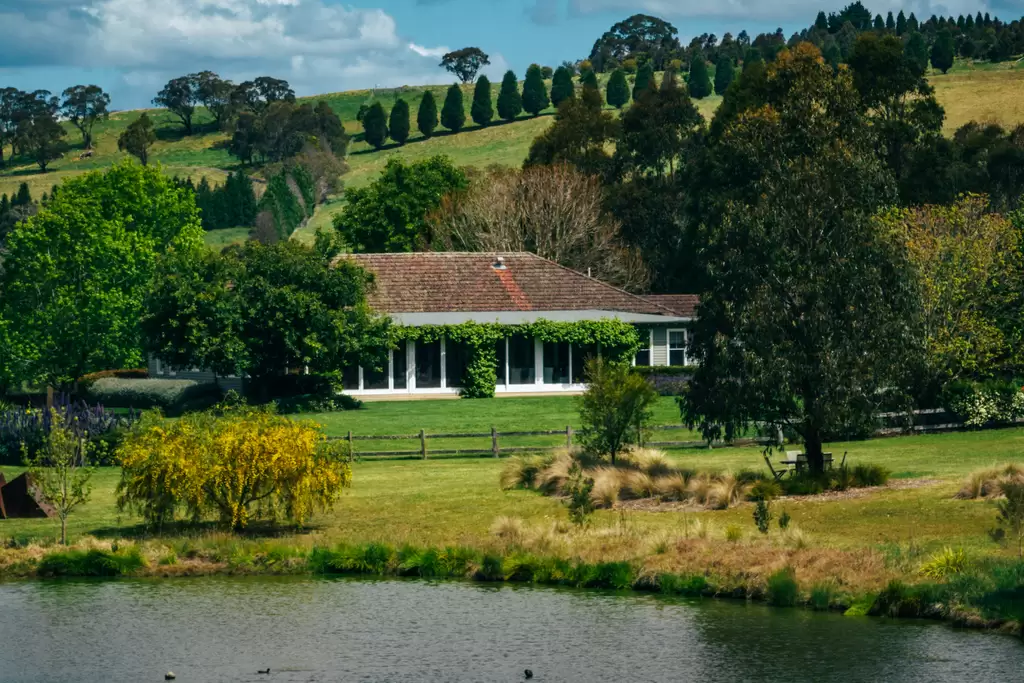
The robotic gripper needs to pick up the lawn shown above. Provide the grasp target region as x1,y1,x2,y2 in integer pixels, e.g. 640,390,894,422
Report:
203,226,251,251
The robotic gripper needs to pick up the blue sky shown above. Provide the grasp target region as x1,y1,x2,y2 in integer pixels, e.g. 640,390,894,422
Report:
0,0,1018,110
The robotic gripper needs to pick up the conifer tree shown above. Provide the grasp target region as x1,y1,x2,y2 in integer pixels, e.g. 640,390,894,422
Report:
0,194,9,216
471,76,493,127
874,15,885,31
885,12,895,31
581,71,603,109
417,91,438,138
633,63,654,100
229,171,258,227
714,56,735,96
497,70,523,122
606,69,630,109
687,57,713,99
522,64,550,117
389,98,411,144
362,101,389,149
931,29,955,74
440,83,466,132
896,10,907,35
551,66,575,107
14,182,32,207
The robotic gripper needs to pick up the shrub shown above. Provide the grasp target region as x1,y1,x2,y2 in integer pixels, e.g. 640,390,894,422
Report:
956,463,1024,499
995,481,1024,558
851,464,890,488
577,357,658,464
566,463,595,527
749,479,782,501
753,499,773,534
942,379,1024,427
117,406,351,530
77,368,148,391
919,547,970,579
810,583,834,611
36,547,145,577
766,567,799,606
274,393,361,414
85,378,222,415
778,509,792,530
709,472,749,509
725,524,743,542
0,396,137,465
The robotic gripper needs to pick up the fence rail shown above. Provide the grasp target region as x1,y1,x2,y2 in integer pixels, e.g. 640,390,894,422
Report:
327,407,1024,460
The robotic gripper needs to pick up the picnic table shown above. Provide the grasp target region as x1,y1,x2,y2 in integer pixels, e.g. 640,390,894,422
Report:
764,451,837,480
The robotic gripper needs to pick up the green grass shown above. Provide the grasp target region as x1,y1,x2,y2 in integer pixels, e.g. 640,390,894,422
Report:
203,227,251,251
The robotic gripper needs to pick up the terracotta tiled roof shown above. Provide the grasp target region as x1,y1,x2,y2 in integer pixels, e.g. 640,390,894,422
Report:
641,295,700,318
340,252,683,316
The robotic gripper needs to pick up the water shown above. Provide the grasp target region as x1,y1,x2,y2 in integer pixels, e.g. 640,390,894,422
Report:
0,577,1019,683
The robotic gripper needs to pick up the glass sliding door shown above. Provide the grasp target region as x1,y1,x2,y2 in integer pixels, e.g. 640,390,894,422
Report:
445,339,469,388
508,334,536,385
392,340,408,390
543,341,570,384
496,339,508,387
342,365,360,391
571,343,598,384
363,358,389,390
415,339,442,388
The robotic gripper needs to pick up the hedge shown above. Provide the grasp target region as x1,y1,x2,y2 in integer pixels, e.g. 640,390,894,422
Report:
85,378,223,415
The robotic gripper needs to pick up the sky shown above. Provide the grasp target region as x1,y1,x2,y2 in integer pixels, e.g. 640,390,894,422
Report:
0,0,1020,110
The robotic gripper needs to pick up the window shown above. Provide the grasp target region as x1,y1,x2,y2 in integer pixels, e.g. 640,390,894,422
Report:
634,329,652,367
342,365,360,391
543,342,570,384
445,339,470,388
496,339,508,386
392,340,408,390
571,343,598,383
508,334,536,385
415,339,442,389
363,357,389,390
668,329,687,367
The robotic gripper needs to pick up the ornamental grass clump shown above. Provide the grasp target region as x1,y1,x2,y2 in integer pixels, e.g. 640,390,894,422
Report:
955,463,1024,499
116,405,351,531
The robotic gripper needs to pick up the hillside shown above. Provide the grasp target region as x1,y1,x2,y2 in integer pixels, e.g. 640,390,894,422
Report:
1,61,1023,246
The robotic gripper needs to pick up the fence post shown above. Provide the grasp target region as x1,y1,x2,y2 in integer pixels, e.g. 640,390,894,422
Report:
566,426,572,448
347,430,354,459
491,426,499,458
420,429,427,459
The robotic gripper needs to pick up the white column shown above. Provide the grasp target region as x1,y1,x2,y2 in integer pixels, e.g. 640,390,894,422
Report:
387,349,394,391
357,366,364,391
535,338,544,386
440,337,447,389
504,338,510,387
408,340,417,391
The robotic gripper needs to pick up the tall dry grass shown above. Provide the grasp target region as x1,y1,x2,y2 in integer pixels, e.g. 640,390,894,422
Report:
955,463,1024,499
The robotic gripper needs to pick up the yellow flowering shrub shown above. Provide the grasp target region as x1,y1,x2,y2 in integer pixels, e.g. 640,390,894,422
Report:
116,407,351,530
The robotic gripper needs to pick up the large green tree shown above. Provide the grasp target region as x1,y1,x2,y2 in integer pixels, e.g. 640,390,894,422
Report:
153,75,199,134
615,73,703,180
551,66,576,107
362,102,389,149
497,70,523,122
633,63,654,100
1,160,203,389
687,57,713,99
117,113,156,165
471,76,493,127
931,30,956,74
441,84,466,132
333,155,468,252
714,57,735,96
525,90,618,178
682,43,924,474
60,85,110,150
389,98,411,145
522,64,550,117
144,232,390,388
417,91,438,138
606,69,630,109
439,47,490,83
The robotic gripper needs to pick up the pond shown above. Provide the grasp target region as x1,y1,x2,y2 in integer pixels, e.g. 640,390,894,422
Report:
0,577,1019,682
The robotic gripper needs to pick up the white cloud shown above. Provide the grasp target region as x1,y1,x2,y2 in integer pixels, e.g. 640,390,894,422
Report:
566,0,995,22
0,0,453,103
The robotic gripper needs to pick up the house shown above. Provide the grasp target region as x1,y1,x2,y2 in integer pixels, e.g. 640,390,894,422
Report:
337,252,696,397
147,251,698,398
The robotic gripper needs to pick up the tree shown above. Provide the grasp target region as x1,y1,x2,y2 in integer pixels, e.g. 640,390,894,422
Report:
497,71,523,122
881,196,1021,380
154,75,199,134
896,10,908,36
714,57,735,95
389,98,411,145
471,76,493,127
232,77,296,113
333,156,468,252
683,44,923,475
441,84,466,132
581,71,602,106
995,481,1024,559
687,57,713,98
633,63,654,99
904,31,929,72
0,87,22,167
931,30,956,74
522,64,550,117
885,11,895,31
439,47,491,83
417,91,438,138
551,66,576,107
606,69,630,109
144,234,390,387
616,73,703,179
525,93,618,178
117,113,157,165
1,160,203,389
589,14,681,71
60,85,110,149
195,71,236,128
430,164,649,291
17,111,67,172
117,406,352,530
27,411,93,545
362,102,389,149
577,357,658,464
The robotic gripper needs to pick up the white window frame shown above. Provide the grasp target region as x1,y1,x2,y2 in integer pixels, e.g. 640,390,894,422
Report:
632,329,654,367
667,328,687,367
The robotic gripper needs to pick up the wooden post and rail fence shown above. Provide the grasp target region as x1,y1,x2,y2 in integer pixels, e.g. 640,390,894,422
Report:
328,407,1019,460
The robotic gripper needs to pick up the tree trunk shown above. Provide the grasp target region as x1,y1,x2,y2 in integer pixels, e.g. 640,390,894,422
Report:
60,515,67,546
805,427,825,476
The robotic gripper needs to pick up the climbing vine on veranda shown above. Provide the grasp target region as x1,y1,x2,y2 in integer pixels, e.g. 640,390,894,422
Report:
391,320,642,398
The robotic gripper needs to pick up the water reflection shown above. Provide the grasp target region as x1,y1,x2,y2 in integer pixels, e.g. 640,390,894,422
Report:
0,577,1018,682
